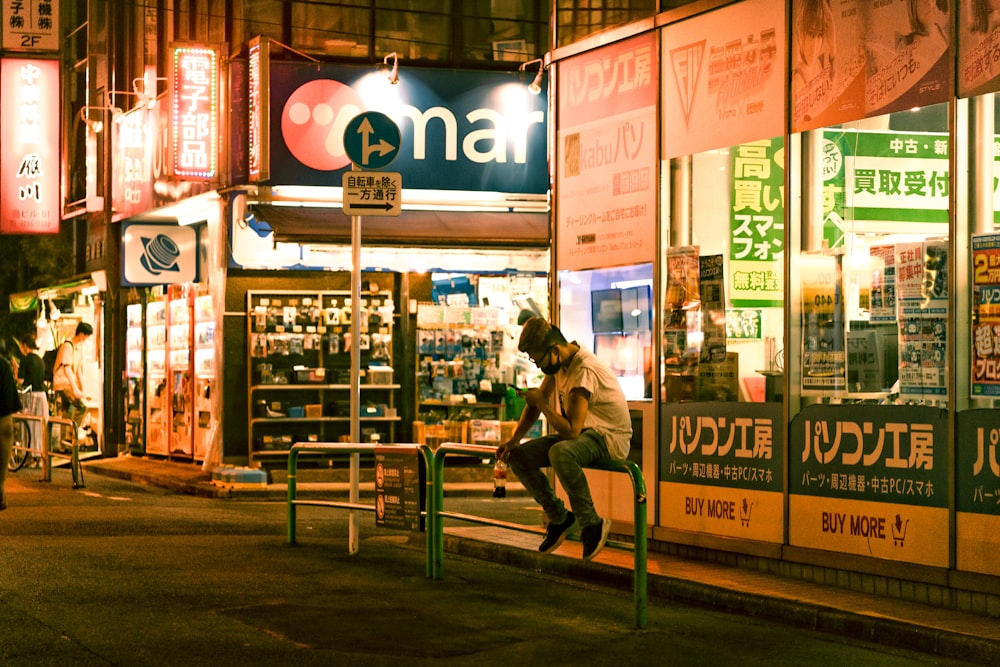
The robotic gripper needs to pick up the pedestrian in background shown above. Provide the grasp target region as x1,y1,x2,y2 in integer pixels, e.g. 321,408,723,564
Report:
496,317,632,562
0,354,23,510
17,334,48,460
52,322,93,427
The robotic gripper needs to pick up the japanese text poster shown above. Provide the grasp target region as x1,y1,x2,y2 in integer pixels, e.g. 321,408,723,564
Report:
972,233,1000,397
896,241,947,400
659,402,784,543
556,32,657,271
801,253,845,392
790,403,949,567
730,138,785,307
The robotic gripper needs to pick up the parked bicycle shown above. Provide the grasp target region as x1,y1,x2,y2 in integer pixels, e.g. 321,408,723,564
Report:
7,413,34,472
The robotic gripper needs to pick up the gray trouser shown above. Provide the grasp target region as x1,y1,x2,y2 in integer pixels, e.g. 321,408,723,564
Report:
507,430,612,528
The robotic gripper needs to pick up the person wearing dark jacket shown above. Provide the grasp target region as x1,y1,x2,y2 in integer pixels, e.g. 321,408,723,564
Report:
0,355,23,509
17,334,47,459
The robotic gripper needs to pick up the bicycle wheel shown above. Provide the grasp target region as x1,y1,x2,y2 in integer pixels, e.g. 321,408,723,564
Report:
7,417,31,472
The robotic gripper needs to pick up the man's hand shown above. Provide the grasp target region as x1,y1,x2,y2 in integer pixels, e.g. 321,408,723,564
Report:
495,439,515,462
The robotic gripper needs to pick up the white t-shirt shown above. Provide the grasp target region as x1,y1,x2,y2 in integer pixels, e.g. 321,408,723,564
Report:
555,345,632,460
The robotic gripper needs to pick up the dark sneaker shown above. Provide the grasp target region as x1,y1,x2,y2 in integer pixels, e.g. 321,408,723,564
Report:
581,518,611,562
538,512,576,553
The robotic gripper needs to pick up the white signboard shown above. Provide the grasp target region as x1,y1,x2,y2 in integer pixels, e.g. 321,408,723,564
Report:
661,0,786,160
2,0,60,52
342,171,401,217
122,222,200,286
556,33,657,272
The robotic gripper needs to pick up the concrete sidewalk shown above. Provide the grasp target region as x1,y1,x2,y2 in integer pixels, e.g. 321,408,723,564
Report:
84,455,1000,663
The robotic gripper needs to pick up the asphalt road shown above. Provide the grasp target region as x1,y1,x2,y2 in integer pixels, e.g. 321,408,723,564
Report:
0,467,978,666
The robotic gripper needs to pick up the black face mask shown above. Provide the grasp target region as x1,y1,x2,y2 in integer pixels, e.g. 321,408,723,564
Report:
539,352,561,376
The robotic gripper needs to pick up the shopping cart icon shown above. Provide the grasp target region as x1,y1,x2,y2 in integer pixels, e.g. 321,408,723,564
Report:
892,514,909,547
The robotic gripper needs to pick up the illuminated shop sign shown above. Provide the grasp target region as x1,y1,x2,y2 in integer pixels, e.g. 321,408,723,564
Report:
114,107,154,218
0,58,59,234
264,61,548,194
248,36,269,182
170,45,218,180
121,222,201,286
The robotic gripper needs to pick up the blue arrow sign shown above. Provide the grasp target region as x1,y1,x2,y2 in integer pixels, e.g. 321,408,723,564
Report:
343,111,401,169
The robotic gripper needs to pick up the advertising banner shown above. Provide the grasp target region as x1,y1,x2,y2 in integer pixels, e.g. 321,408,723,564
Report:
789,404,949,567
972,232,1000,397
956,410,1000,576
800,253,845,392
266,61,548,195
896,240,948,400
661,0,786,160
822,129,950,238
790,0,865,132
556,32,657,271
0,58,60,234
730,138,784,307
958,1,1000,97
790,0,952,129
862,0,952,117
659,402,783,544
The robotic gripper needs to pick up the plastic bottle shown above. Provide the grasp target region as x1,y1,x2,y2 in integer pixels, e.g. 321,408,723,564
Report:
493,457,507,498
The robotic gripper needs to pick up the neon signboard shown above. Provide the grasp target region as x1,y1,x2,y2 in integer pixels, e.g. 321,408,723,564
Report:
170,45,218,180
0,58,59,234
248,36,269,182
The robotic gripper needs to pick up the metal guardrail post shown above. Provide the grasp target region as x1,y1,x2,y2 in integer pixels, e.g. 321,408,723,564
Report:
286,442,433,561
287,446,300,544
43,415,84,488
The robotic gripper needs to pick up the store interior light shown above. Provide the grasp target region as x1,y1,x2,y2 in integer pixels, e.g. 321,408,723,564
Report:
519,58,545,95
383,51,399,84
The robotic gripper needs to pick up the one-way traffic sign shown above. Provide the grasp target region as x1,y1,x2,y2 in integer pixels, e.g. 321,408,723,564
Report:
342,171,402,217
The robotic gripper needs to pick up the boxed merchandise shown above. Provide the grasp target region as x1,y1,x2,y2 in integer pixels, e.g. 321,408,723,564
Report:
362,404,386,417
293,367,326,383
413,420,468,447
287,406,306,418
305,404,323,418
367,366,394,384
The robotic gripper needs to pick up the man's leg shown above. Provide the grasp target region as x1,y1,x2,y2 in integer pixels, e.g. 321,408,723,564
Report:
548,430,612,528
507,434,567,523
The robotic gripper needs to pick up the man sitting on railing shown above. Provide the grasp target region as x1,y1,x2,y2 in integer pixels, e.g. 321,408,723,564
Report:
496,317,632,562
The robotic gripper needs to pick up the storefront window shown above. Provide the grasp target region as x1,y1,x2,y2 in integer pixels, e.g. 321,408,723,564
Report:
242,1,550,65
557,264,653,401
789,103,951,411
660,136,786,405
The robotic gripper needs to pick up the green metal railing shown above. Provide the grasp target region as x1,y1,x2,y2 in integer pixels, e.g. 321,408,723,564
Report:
286,442,434,576
429,442,648,629
45,415,85,488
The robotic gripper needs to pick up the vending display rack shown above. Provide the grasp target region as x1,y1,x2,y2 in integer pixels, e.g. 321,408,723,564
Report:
247,289,400,466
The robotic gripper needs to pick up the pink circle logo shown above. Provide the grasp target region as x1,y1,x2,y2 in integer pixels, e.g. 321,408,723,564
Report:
281,79,365,171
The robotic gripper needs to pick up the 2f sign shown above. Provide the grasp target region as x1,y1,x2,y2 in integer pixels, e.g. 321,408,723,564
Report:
1,3,60,52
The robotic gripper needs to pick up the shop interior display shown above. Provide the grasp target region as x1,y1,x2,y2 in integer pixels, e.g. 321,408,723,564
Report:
414,302,538,446
247,289,399,465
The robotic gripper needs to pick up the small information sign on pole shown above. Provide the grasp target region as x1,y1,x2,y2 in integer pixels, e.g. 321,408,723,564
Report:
342,171,402,217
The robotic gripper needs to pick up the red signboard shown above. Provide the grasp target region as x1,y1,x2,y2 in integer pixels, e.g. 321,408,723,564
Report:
170,45,219,180
0,58,60,234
